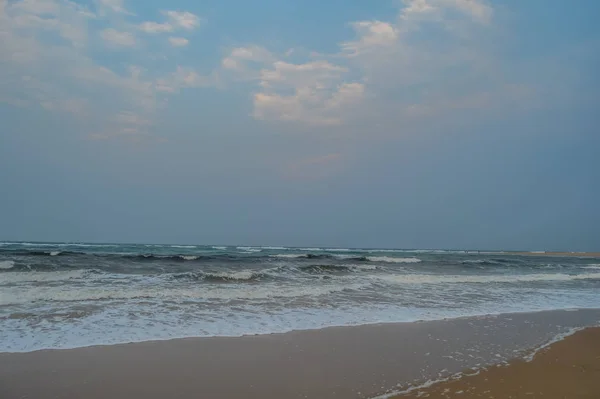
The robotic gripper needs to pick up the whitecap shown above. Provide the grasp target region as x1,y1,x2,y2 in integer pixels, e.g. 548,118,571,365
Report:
0,269,94,284
179,255,200,261
237,247,262,253
376,272,600,285
0,260,15,269
367,256,422,263
270,254,305,259
582,264,600,270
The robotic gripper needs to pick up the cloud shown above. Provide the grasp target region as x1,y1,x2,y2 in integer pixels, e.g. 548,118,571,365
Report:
216,0,500,126
4,0,92,47
341,21,398,56
252,60,363,125
168,36,188,47
98,0,133,16
155,66,215,93
100,28,135,47
163,10,200,30
220,46,363,125
1,0,207,140
138,10,200,36
400,0,492,24
221,46,276,72
138,21,173,33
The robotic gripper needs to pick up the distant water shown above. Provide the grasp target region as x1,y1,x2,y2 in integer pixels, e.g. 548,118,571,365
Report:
1,242,599,352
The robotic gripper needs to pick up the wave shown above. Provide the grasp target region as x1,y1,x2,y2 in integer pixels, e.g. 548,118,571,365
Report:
173,270,267,282
298,264,377,274
123,254,215,262
179,255,200,261
461,259,504,266
170,245,197,249
0,250,82,257
271,254,419,263
212,246,227,250
237,247,262,253
376,272,600,285
0,279,367,305
0,269,97,284
582,265,600,270
0,260,15,270
367,256,421,263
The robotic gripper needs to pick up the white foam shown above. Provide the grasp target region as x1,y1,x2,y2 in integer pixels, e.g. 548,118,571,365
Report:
299,248,323,251
522,327,587,362
325,248,352,252
180,255,200,260
212,246,227,250
204,270,258,281
376,272,600,285
0,278,369,305
237,247,262,252
260,246,288,250
0,269,92,284
171,245,196,249
50,251,61,256
582,265,600,270
367,256,422,263
0,260,15,269
270,254,305,259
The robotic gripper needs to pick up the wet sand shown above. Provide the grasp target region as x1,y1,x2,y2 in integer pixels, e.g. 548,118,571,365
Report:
1,309,599,399
393,327,600,399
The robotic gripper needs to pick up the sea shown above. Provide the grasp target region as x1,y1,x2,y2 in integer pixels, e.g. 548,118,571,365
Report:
1,242,599,352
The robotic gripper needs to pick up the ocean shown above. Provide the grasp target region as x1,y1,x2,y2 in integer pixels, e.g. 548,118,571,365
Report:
1,242,599,352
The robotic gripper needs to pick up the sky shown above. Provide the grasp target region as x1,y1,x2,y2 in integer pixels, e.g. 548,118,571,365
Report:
1,0,599,251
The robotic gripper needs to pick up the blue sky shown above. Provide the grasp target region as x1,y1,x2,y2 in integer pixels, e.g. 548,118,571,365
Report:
1,0,599,250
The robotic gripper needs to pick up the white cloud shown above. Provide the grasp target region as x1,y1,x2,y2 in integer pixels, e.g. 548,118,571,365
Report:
0,0,210,140
138,21,173,33
163,10,200,30
98,0,133,15
222,46,276,71
251,58,363,125
100,28,135,47
155,66,214,93
401,0,492,24
341,21,398,56
260,61,347,89
5,0,92,47
138,10,200,36
168,36,188,47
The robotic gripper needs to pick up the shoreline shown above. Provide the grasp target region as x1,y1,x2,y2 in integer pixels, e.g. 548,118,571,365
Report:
390,326,600,398
2,308,599,399
7,308,600,355
3,307,599,355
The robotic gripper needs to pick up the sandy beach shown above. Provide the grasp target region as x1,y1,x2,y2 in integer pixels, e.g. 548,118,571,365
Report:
393,326,600,398
1,309,599,399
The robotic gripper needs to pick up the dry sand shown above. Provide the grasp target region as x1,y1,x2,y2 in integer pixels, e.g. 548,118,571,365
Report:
394,327,600,399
